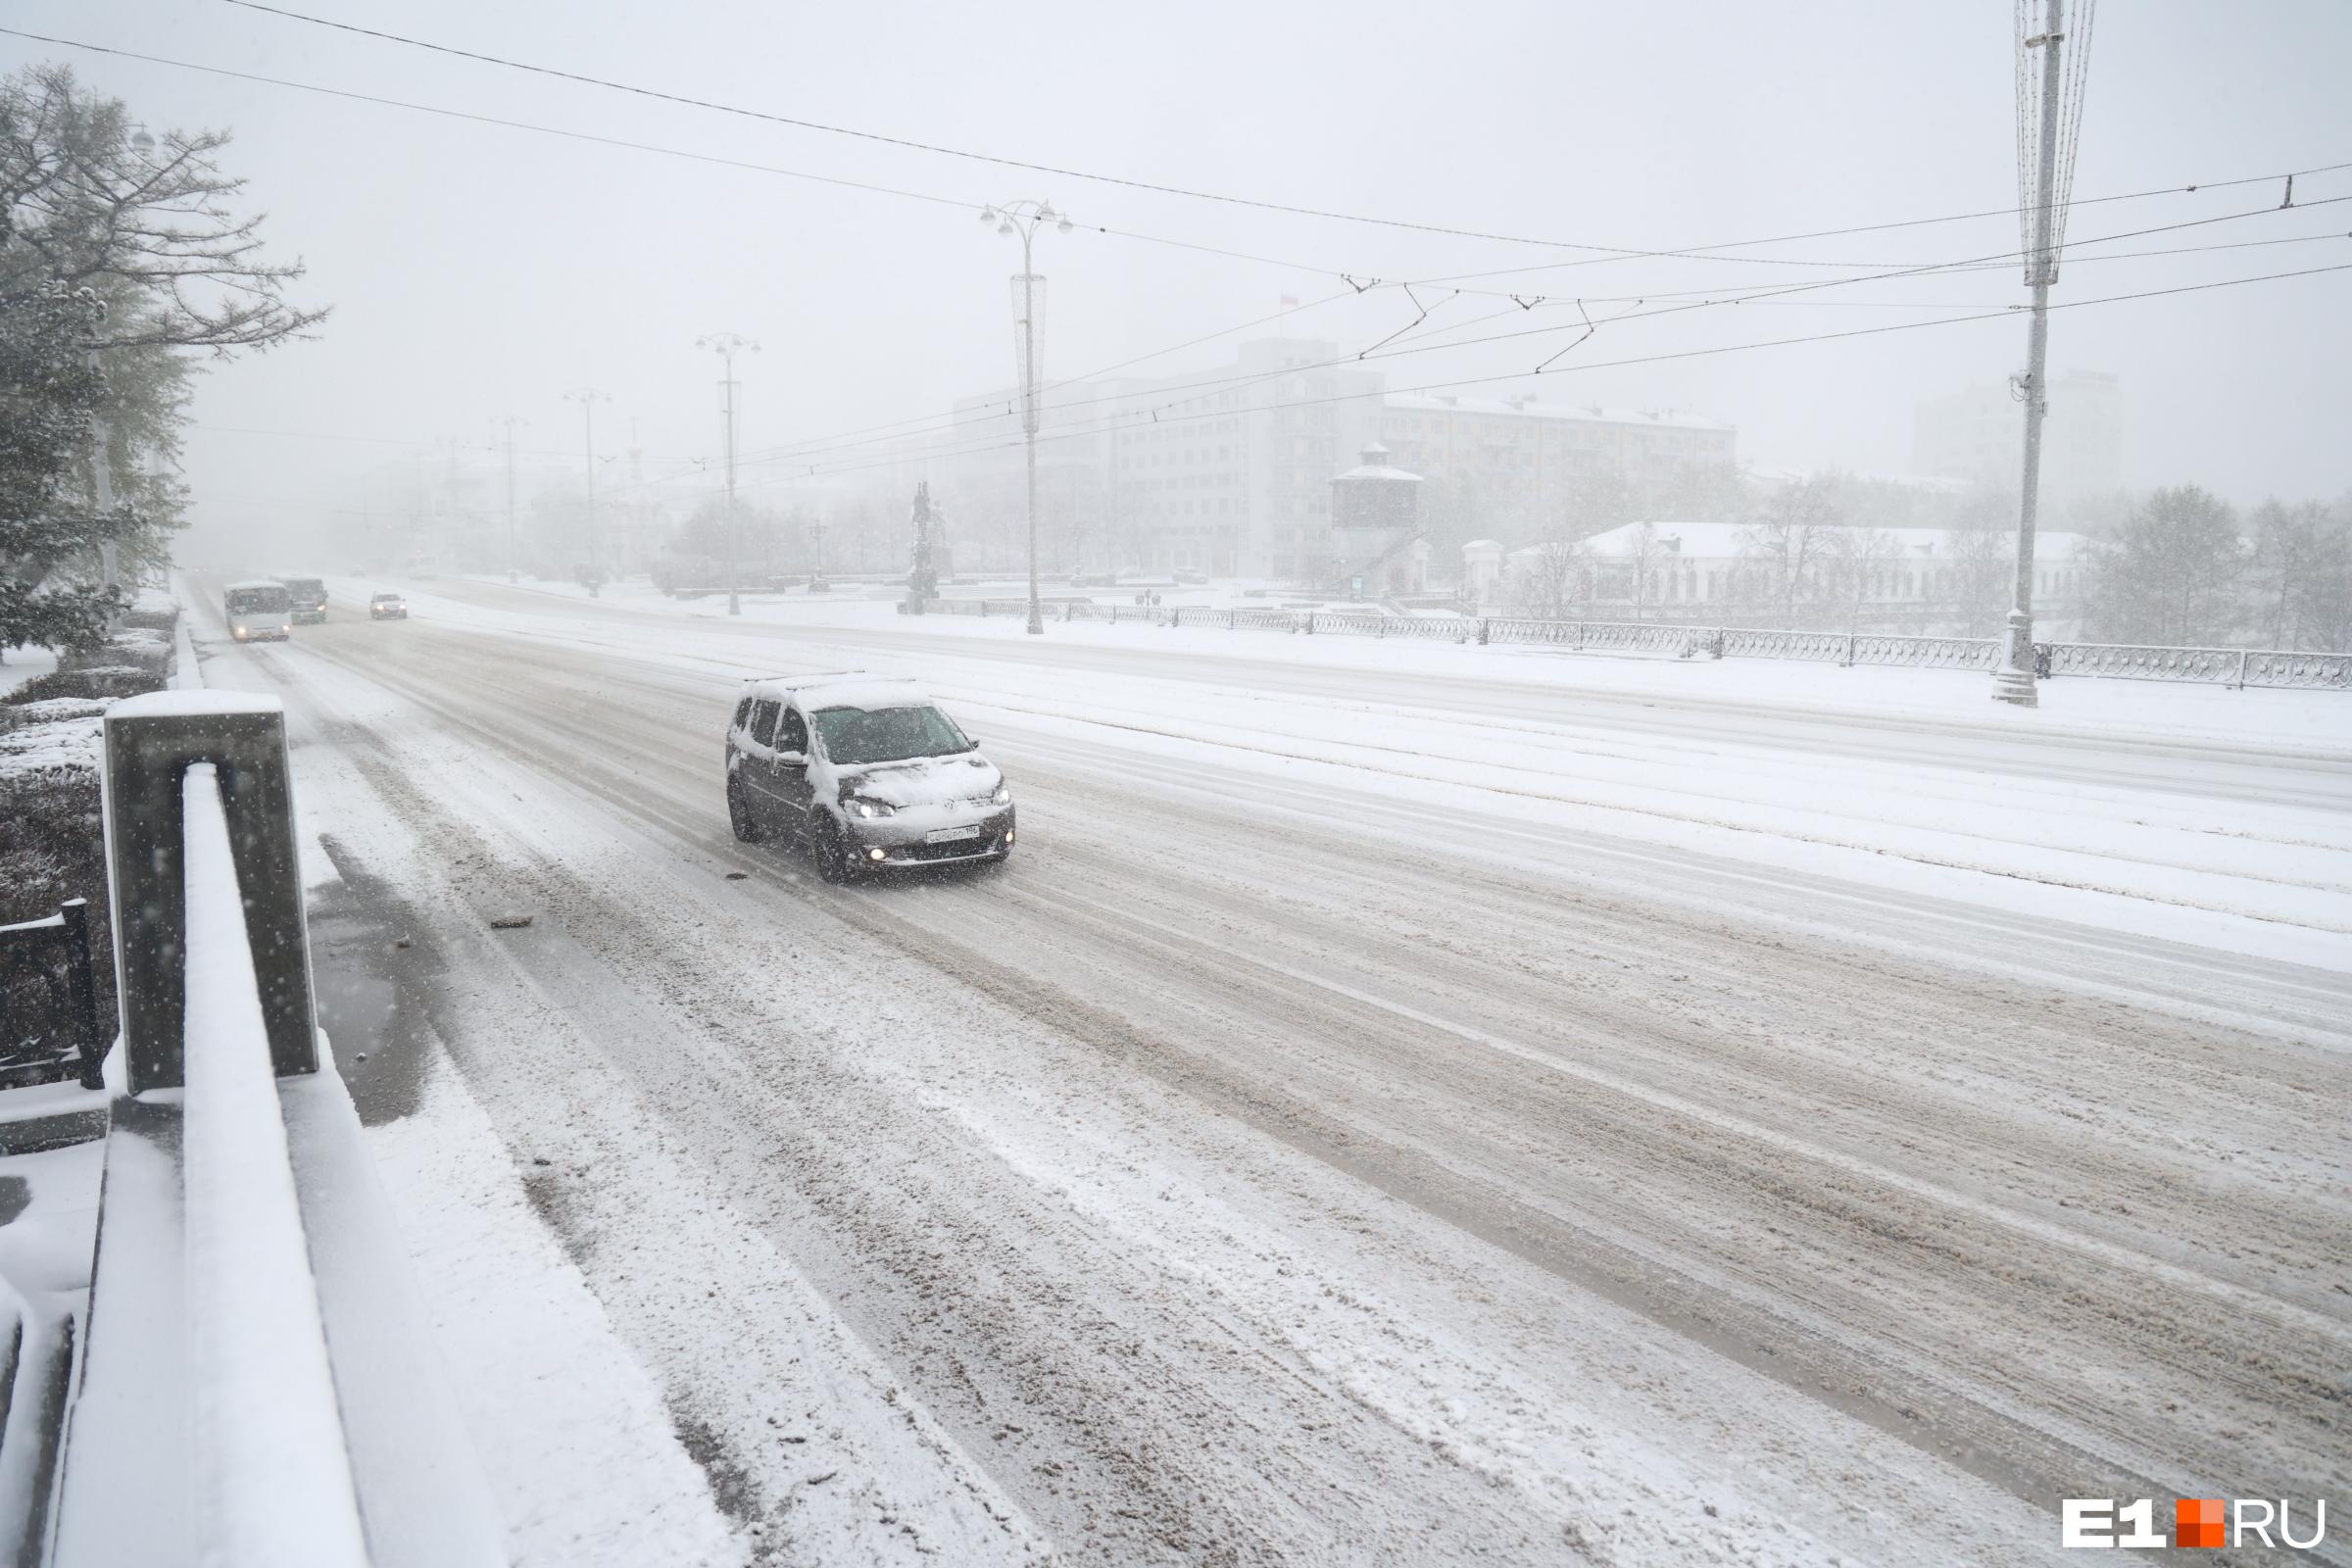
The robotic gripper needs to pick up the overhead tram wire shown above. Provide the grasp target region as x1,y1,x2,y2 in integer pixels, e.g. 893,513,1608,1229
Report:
217,0,2350,274
727,198,2350,477
762,260,2352,488
205,256,2342,500
21,16,2032,473
18,23,2343,305
13,23,2074,315
21,21,2346,285
32,26,2344,484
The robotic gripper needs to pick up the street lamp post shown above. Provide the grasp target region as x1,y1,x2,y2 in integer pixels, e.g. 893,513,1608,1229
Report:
696,333,760,616
1993,0,2091,708
564,389,611,592
492,416,525,579
980,200,1074,636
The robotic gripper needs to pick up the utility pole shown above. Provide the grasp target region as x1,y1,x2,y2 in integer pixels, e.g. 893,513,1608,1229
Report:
564,389,611,593
492,416,525,579
697,333,760,615
981,200,1074,635
1995,0,2092,707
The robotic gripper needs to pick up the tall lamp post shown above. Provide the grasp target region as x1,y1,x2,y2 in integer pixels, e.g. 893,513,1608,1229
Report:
980,200,1073,636
491,415,526,579
696,333,760,616
1994,0,2092,707
564,389,611,590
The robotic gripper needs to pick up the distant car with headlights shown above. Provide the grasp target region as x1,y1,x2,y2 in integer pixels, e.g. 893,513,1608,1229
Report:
275,574,328,623
725,672,1013,881
368,591,409,620
223,579,293,642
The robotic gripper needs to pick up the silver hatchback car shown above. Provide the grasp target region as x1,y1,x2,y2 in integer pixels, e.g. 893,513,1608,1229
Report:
724,673,1014,881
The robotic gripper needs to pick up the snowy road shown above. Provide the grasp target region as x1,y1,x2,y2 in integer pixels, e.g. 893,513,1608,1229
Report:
195,578,2349,1565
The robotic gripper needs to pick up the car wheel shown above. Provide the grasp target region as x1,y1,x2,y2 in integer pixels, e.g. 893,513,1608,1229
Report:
727,779,763,843
811,813,859,884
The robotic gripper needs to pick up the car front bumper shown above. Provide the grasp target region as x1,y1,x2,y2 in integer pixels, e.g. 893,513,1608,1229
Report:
843,806,1015,868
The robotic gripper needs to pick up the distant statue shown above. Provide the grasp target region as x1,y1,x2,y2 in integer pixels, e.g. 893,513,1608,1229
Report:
903,481,939,614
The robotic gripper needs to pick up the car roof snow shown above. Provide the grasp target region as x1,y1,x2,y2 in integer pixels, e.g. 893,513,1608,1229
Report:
797,678,932,711
745,669,865,690
226,578,285,592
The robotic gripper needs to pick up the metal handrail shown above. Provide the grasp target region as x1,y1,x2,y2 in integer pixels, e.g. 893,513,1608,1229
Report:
915,599,2346,689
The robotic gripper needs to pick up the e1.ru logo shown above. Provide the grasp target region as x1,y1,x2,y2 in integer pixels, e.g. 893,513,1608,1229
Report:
2062,1496,2327,1549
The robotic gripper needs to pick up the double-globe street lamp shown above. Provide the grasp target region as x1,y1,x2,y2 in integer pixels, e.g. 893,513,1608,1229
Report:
696,332,760,615
980,200,1073,635
563,388,611,589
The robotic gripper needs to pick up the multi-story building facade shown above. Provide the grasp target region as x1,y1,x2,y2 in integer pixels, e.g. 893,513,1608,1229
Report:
1379,394,1738,536
932,340,1735,584
1106,338,1385,579
929,338,1384,580
1913,370,2122,505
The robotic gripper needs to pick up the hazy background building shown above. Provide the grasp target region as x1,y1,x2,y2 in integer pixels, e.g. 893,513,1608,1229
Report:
1913,370,2123,507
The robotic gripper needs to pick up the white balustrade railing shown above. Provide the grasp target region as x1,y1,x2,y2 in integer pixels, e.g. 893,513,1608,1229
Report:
918,600,2345,688
178,762,370,1568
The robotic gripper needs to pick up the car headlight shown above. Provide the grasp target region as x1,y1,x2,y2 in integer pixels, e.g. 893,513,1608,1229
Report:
846,797,894,819
991,784,1011,806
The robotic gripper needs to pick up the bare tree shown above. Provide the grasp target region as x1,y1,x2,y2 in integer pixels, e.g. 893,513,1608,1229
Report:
1511,538,1590,620
2248,498,2352,651
1621,521,1667,621
1943,525,2014,638
1827,526,1903,635
1740,474,1842,628
1,65,327,355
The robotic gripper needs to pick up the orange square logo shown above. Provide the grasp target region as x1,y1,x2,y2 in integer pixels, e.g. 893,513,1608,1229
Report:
2176,1497,2225,1549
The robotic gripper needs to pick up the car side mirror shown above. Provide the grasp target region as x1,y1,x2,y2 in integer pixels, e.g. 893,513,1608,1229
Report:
774,750,808,769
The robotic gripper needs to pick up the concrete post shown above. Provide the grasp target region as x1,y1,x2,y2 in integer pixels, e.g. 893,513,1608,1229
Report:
101,693,318,1092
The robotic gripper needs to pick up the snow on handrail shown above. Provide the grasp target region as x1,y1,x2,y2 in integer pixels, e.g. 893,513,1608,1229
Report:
178,762,370,1568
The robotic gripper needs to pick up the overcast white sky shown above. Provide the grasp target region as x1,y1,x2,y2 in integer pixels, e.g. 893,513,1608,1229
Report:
11,0,2350,554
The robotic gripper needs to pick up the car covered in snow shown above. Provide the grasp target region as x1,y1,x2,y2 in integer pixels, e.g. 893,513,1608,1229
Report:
369,591,409,620
725,672,1013,881
275,574,328,623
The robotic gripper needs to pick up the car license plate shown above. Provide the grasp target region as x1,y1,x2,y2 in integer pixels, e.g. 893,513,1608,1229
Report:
925,826,982,844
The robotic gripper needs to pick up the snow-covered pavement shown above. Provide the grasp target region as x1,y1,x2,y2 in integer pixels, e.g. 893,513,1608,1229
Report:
185,575,2351,1566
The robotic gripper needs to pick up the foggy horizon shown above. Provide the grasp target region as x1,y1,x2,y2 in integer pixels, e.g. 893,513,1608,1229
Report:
13,0,2350,566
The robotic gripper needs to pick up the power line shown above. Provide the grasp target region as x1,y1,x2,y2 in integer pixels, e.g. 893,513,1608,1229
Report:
28,23,2346,501
731,199,2349,475
214,0,2352,272
728,288,1362,466
14,21,1912,320
774,262,2352,483
24,20,2346,313
190,260,2349,508
192,0,1906,258
8,20,2137,307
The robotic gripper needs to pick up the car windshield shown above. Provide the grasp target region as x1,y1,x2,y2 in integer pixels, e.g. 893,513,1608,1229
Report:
226,588,288,614
811,704,969,765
